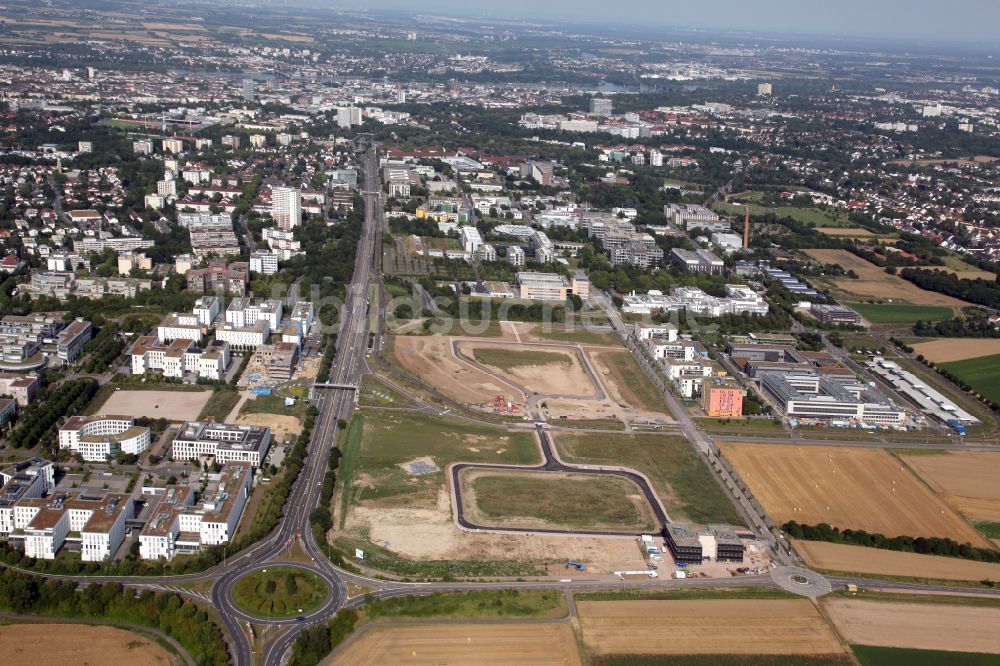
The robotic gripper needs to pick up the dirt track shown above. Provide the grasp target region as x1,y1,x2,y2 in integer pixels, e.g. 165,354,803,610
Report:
823,597,1000,653
0,623,176,666
722,443,991,547
328,623,581,665
577,599,844,656
97,389,212,421
393,335,525,406
795,540,1000,580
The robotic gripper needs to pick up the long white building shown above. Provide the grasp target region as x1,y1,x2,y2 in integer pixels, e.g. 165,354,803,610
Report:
170,421,272,467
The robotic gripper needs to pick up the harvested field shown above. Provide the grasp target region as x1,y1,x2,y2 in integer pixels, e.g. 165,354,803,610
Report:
911,339,1000,364
900,451,1000,522
328,623,580,666
0,623,176,666
794,540,1000,580
461,469,656,532
816,227,875,237
823,598,1000,654
393,335,525,406
97,388,212,421
720,443,991,547
459,341,598,397
802,249,969,306
577,599,844,656
587,349,667,414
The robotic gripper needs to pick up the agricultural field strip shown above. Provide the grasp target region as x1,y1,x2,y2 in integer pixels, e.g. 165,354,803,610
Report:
721,443,992,548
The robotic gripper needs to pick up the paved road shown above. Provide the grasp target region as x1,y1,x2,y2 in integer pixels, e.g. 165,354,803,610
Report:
450,423,670,537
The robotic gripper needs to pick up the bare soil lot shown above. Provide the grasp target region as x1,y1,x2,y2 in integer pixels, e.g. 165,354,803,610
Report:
0,624,176,666
458,341,598,398
911,339,1000,364
328,623,581,666
823,597,1000,653
803,249,969,306
393,335,525,406
97,389,212,421
816,227,875,237
234,413,302,440
900,451,1000,522
577,599,844,656
721,443,991,547
795,540,1000,580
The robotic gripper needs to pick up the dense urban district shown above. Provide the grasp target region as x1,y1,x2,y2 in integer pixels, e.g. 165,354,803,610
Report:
1,1,1000,665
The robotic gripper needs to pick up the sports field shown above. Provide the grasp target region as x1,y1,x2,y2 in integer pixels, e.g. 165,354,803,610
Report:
803,249,968,306
554,432,741,525
823,598,1000,654
941,354,1000,404
849,302,954,325
577,599,845,657
0,624,177,666
461,469,656,532
794,540,1000,581
721,443,991,547
901,451,1000,522
329,623,581,665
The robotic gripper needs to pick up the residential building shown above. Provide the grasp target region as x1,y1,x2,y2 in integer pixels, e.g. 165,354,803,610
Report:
508,245,526,267
186,260,249,295
0,373,40,406
271,187,302,230
250,250,279,275
702,385,744,417
192,296,221,326
590,97,613,116
58,415,151,461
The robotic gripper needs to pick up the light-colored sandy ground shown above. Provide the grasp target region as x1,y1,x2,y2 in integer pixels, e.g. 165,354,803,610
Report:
327,623,581,666
97,389,212,421
911,339,1000,363
577,599,844,656
803,249,969,306
235,413,302,439
795,540,1000,581
344,486,648,573
903,451,1000,522
721,443,991,547
823,597,1000,653
225,391,252,422
394,335,525,406
0,624,176,666
458,341,598,398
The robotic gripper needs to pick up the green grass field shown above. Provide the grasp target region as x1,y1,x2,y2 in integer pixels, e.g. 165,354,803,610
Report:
231,567,328,618
975,521,1000,539
366,590,566,621
534,326,620,345
941,353,1000,404
553,432,742,525
722,201,852,227
239,392,309,420
338,411,539,513
851,645,1000,666
467,471,655,531
849,302,954,325
471,347,573,371
197,389,241,422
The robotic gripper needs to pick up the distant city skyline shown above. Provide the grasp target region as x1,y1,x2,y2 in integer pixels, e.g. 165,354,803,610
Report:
340,0,1000,45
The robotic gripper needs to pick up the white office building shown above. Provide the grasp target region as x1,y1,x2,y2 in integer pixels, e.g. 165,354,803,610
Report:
58,416,151,461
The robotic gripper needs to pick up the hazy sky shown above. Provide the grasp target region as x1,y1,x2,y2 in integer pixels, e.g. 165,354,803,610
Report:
353,0,999,44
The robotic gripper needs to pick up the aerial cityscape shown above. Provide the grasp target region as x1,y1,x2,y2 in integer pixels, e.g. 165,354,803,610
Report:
1,0,1000,664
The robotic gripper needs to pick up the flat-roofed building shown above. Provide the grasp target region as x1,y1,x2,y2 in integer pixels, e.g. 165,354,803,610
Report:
22,491,132,561
701,385,744,417
0,373,40,406
811,303,863,326
514,271,573,301
58,415,151,461
157,312,204,344
171,422,272,467
669,248,725,274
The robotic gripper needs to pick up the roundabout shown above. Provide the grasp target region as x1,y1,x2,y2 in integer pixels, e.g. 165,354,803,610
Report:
770,565,833,597
223,562,343,625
